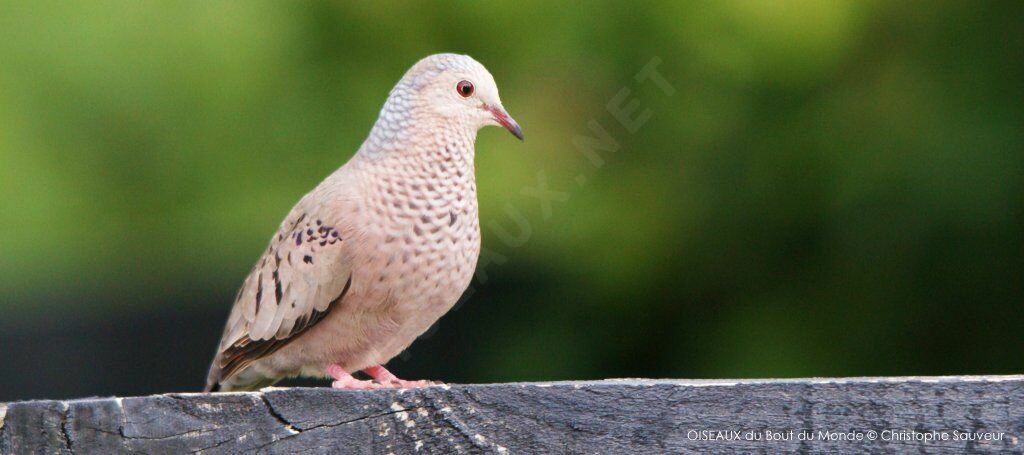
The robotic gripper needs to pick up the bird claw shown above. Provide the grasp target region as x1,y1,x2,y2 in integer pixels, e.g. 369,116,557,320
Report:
327,363,382,390
363,365,439,389
326,364,439,390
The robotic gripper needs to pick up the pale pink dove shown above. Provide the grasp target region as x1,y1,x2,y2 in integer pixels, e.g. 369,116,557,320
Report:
205,53,522,392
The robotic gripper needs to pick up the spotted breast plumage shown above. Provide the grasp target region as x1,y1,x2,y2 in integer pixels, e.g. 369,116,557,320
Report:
205,53,523,392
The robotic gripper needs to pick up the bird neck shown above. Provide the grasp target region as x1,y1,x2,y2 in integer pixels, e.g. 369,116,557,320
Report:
354,122,477,186
358,110,477,162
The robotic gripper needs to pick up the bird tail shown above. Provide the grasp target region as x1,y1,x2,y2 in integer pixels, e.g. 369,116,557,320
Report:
204,352,225,392
205,353,278,392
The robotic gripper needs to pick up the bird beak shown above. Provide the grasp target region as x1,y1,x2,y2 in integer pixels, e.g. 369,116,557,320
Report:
487,105,524,141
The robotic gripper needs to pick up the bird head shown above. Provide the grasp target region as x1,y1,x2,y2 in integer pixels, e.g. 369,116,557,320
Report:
382,54,523,142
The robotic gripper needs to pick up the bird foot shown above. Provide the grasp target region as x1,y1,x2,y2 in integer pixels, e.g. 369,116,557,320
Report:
363,365,438,389
327,364,381,390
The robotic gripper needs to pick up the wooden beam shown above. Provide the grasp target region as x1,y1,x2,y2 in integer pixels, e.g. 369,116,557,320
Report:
2,376,1022,453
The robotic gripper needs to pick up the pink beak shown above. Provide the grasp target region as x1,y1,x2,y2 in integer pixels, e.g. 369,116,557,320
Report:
487,105,524,141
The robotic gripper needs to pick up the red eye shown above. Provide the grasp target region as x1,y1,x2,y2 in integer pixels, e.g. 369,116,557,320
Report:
457,80,474,97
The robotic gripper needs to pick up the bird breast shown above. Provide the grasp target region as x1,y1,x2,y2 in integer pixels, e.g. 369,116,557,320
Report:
358,142,481,318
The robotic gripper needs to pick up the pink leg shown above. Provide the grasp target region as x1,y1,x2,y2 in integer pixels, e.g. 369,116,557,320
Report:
327,364,381,390
362,365,435,389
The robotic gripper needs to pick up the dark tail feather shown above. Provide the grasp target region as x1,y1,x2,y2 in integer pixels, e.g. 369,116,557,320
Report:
204,351,225,392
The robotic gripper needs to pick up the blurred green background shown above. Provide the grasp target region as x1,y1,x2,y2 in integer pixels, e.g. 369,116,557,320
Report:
1,1,1022,401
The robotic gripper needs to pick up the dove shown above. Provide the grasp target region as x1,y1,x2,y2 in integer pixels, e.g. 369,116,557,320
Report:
204,53,522,392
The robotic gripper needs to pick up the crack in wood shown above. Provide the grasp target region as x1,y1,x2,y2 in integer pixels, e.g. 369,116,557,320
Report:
118,427,224,441
255,391,434,452
59,401,73,452
259,394,298,435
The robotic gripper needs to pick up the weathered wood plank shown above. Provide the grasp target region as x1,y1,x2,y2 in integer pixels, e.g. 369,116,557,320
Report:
2,376,1023,454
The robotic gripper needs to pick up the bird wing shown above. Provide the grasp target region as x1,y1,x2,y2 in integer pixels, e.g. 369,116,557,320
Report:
207,195,356,389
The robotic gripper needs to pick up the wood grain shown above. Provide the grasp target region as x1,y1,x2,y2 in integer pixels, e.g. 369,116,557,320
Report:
2,377,1022,454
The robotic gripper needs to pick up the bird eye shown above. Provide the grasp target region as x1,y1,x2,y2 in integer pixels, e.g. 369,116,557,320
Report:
457,80,474,97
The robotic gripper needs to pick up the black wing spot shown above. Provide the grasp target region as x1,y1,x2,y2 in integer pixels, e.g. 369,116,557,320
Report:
303,255,313,264
450,211,457,226
274,271,282,303
254,281,263,316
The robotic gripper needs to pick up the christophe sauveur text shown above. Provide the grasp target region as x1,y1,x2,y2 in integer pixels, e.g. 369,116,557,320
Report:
686,429,1006,443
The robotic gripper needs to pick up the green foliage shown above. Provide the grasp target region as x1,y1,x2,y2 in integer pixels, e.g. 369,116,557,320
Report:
1,0,1021,389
